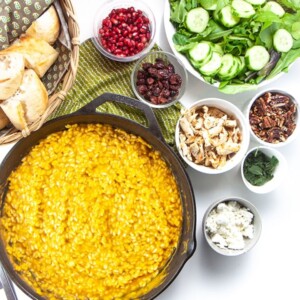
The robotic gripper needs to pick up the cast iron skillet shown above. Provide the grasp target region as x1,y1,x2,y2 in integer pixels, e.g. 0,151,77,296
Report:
0,93,196,300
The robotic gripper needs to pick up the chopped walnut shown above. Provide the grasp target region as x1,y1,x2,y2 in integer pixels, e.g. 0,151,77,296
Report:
249,92,297,144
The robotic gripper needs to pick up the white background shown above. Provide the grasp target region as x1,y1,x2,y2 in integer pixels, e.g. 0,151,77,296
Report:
1,0,300,299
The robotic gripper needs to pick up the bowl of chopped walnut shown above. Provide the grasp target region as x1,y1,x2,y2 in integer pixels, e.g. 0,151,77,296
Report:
175,98,250,174
246,89,299,147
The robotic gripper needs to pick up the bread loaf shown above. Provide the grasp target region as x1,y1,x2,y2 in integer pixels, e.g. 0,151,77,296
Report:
0,69,48,130
2,35,59,78
0,107,10,130
0,100,27,131
26,6,60,45
0,53,25,100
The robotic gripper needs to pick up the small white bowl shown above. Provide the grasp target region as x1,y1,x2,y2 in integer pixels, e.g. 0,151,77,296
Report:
241,146,287,194
246,89,299,147
175,98,250,174
203,197,262,256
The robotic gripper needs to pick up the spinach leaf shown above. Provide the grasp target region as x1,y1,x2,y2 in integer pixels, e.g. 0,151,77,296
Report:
173,32,192,46
174,41,198,52
170,0,187,24
199,0,217,9
259,23,280,49
186,0,198,10
205,20,233,41
278,0,300,10
292,22,300,39
267,48,300,79
218,84,258,94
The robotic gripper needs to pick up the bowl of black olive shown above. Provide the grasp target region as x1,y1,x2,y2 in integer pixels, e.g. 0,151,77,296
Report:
131,51,188,108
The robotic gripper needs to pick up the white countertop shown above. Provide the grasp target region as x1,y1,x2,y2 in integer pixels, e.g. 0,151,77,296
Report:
2,0,300,299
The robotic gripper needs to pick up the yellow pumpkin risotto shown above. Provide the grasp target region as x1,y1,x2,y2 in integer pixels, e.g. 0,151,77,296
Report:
0,124,182,300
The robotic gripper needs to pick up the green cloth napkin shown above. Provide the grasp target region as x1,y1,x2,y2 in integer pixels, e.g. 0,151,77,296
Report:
51,38,182,146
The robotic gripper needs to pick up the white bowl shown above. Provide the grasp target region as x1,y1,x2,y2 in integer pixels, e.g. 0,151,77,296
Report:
175,98,250,174
203,197,262,256
241,146,287,194
93,0,156,62
246,89,299,147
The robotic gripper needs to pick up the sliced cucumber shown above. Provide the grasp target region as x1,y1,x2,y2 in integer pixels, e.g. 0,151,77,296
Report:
199,51,222,76
218,54,239,80
219,5,240,28
262,1,285,17
273,28,294,52
245,0,266,5
186,7,209,33
231,0,256,18
189,42,212,64
212,44,224,55
190,59,203,69
245,45,270,71
199,0,217,10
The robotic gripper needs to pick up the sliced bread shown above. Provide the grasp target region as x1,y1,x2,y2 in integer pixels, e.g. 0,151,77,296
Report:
26,6,60,45
0,53,25,100
0,69,48,130
2,35,59,78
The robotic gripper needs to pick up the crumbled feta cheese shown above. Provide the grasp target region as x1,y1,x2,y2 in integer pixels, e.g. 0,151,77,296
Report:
211,233,227,248
205,201,254,250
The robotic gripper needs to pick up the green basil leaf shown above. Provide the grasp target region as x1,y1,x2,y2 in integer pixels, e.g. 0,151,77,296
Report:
248,165,263,176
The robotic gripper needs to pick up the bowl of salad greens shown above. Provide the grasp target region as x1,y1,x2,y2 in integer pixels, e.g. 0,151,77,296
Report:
241,146,287,193
165,0,300,94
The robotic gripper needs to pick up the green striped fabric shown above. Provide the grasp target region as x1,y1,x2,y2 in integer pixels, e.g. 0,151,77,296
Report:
51,38,183,146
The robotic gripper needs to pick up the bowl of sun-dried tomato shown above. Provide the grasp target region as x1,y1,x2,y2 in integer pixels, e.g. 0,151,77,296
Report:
246,89,299,147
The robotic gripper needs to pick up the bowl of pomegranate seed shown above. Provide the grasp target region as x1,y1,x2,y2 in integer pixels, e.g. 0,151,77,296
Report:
131,51,188,108
93,0,156,62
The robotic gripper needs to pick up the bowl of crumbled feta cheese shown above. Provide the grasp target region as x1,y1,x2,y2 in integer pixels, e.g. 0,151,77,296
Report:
203,197,262,256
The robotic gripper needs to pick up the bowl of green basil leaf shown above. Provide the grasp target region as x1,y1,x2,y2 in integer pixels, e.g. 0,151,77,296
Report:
165,0,300,94
241,146,287,193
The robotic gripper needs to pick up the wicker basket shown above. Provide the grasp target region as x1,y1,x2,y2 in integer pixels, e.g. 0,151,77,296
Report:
0,0,80,145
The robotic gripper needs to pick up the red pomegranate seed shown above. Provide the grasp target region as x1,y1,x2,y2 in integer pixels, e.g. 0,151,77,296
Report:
99,6,151,57
110,18,119,25
141,36,148,44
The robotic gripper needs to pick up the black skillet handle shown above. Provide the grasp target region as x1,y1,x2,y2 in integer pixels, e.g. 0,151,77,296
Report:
75,93,164,140
0,263,18,300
